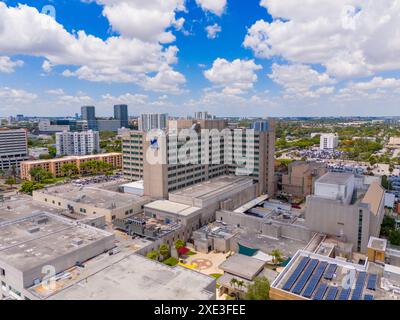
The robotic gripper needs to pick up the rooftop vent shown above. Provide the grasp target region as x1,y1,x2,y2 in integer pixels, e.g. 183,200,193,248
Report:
27,226,40,234
35,217,49,225
72,238,83,246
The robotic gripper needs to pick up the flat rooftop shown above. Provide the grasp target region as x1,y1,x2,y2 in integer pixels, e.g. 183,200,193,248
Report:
170,175,254,203
272,250,397,300
145,200,201,217
45,253,215,300
0,213,113,272
21,152,121,165
368,237,387,251
219,254,266,281
316,172,354,185
36,184,149,210
0,195,68,223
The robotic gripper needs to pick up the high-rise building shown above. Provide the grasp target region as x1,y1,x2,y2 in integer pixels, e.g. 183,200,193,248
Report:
320,133,339,150
81,106,97,130
194,111,212,120
122,118,276,199
139,113,167,132
56,130,100,156
0,128,29,171
114,104,129,128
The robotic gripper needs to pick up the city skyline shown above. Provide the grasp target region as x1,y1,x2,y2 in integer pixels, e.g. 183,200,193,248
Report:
1,0,400,118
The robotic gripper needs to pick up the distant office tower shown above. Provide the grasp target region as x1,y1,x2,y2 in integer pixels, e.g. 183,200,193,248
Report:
114,104,129,128
0,129,29,171
139,113,167,132
56,130,100,156
320,133,339,150
194,111,211,120
81,106,97,130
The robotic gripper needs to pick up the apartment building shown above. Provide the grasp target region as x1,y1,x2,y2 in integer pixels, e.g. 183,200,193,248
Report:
282,161,327,200
0,128,29,171
20,153,122,180
122,131,145,181
138,113,168,132
320,133,339,150
56,130,100,156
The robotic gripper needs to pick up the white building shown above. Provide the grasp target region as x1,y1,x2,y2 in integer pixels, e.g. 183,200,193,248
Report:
56,130,100,156
138,113,167,132
0,128,29,171
320,133,339,150
38,119,70,133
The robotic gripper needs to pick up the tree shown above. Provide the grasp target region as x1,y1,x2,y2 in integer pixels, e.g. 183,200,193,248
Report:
146,250,159,261
20,181,45,195
174,239,185,250
48,146,57,158
60,163,79,177
389,230,400,246
29,167,53,183
230,278,238,289
237,280,245,291
159,244,170,259
244,277,270,301
271,249,284,265
0,169,5,177
5,176,16,187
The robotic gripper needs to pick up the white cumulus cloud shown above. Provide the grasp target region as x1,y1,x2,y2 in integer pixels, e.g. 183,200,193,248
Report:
205,23,222,39
196,0,227,16
0,56,23,73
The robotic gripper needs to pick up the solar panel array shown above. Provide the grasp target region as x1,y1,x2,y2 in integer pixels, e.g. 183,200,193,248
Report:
282,257,310,291
281,256,377,301
325,286,338,300
303,262,328,298
367,274,377,291
313,283,328,300
324,264,337,280
292,259,319,295
351,272,367,300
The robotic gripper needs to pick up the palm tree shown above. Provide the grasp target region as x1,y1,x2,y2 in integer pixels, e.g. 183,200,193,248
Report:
237,280,245,291
271,249,284,265
230,278,238,289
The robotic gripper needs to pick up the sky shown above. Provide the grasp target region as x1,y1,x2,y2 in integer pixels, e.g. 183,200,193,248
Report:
0,0,400,118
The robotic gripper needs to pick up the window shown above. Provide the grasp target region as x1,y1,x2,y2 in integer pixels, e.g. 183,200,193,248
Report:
0,268,5,277
112,215,116,220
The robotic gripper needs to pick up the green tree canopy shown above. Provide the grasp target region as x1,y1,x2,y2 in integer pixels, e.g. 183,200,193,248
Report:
244,277,270,301
29,167,53,183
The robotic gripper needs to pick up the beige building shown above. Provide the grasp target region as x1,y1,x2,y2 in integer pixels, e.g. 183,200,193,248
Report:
141,119,275,199
20,153,122,181
282,161,327,200
388,137,400,147
32,184,151,223
306,173,385,253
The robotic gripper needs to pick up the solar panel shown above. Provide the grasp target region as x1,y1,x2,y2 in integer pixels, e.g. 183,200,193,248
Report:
364,294,374,301
325,286,338,300
367,274,377,291
282,257,310,291
303,261,328,298
351,272,367,300
324,264,337,280
338,288,351,301
292,259,318,295
313,283,328,300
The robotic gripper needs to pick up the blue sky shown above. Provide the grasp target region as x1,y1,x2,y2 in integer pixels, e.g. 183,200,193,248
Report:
1,0,400,117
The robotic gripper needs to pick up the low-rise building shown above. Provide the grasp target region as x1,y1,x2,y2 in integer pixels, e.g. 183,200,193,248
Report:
20,153,122,180
32,183,151,223
320,133,339,151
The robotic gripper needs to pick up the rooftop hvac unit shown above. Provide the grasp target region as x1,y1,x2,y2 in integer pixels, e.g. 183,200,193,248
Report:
35,216,49,225
72,238,83,246
27,226,40,234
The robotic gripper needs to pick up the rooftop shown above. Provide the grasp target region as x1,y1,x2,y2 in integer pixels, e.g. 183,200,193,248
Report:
144,200,201,217
272,250,397,300
169,175,254,207
219,253,266,281
21,152,121,165
0,212,113,272
35,184,149,210
45,253,216,300
368,237,387,251
316,172,354,185
362,182,385,215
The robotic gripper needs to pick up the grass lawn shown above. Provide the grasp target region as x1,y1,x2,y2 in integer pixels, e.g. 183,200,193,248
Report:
210,273,223,279
186,250,197,256
43,177,66,185
162,257,179,267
